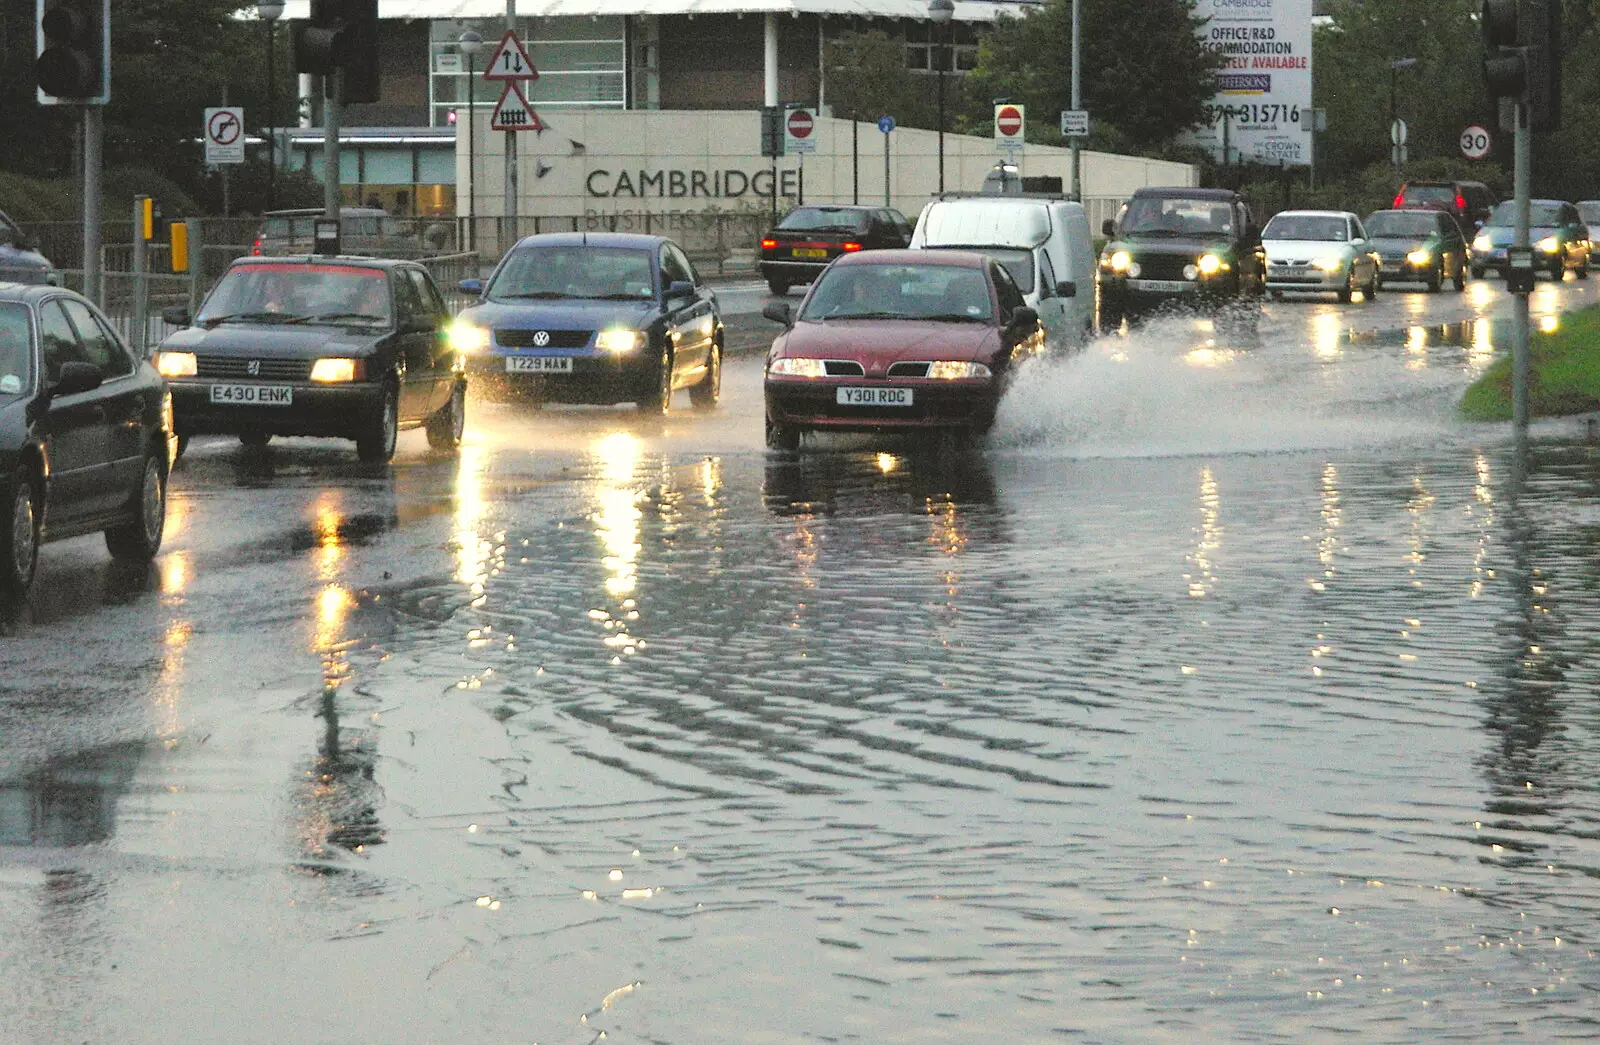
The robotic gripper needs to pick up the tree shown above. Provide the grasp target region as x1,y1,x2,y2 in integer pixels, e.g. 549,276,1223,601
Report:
964,0,1225,152
825,30,944,131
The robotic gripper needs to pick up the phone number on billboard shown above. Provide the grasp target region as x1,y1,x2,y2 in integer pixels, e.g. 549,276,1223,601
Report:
1204,104,1301,125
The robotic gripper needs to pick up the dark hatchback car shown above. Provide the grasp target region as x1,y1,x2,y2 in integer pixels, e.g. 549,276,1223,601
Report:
154,257,465,463
760,249,1044,449
1,283,172,598
1097,187,1265,327
1470,200,1591,281
1364,208,1469,292
451,232,722,414
1393,179,1495,235
756,205,913,295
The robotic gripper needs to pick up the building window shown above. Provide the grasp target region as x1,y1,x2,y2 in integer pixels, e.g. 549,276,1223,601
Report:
903,21,978,74
428,16,627,128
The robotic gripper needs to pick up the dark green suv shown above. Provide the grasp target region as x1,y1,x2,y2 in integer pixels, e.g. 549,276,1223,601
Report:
1097,187,1265,329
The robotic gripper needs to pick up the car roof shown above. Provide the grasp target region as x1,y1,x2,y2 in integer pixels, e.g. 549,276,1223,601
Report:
1130,186,1240,201
227,255,415,270
835,248,988,269
0,282,77,305
1268,210,1356,219
508,232,667,250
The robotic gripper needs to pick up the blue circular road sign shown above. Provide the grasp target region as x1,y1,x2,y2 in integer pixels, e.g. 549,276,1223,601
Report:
877,115,895,134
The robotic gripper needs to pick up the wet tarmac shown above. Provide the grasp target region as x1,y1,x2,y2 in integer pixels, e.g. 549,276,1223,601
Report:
4,277,1600,1043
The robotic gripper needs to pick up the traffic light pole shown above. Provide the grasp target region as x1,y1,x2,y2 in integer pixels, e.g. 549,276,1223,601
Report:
83,104,102,306
1512,100,1531,435
323,69,342,220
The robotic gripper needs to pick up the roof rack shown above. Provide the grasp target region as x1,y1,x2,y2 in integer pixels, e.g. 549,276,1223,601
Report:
932,191,1081,202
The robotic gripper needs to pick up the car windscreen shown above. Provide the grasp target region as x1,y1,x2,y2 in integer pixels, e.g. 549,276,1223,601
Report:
976,248,1035,294
1120,197,1234,236
798,263,994,322
488,246,656,301
196,264,393,326
0,302,31,398
1579,204,1600,226
1364,212,1439,237
1400,185,1455,206
1263,215,1348,241
777,208,870,233
1487,201,1565,227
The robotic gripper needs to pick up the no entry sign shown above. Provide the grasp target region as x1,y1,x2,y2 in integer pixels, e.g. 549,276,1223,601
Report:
994,104,1024,148
784,107,817,154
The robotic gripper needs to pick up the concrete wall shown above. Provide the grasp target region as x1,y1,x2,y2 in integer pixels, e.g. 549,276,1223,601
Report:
458,110,1195,229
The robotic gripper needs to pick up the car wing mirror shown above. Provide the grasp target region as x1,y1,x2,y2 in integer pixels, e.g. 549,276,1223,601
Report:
1055,280,1077,298
50,360,102,397
666,279,696,301
1101,218,1115,238
762,301,793,326
458,278,484,296
161,304,190,327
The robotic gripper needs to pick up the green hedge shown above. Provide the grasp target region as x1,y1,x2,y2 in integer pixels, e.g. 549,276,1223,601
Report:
0,167,200,223
1460,304,1600,421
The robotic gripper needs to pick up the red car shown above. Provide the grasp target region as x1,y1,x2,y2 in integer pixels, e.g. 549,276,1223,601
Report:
761,250,1043,449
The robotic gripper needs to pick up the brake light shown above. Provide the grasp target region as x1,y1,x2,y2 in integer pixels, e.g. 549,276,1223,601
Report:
842,242,862,252
1456,194,1466,210
251,235,262,256
761,238,777,249
1393,193,1404,207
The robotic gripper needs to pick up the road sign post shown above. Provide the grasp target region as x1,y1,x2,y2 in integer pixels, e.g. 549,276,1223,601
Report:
485,20,538,230
995,103,1024,166
878,115,894,206
783,107,816,154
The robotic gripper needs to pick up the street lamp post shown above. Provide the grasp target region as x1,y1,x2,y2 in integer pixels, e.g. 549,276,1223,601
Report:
459,30,483,255
928,0,954,196
259,2,285,210
1389,57,1417,169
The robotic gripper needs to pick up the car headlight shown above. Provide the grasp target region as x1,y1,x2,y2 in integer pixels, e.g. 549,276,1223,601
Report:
1107,250,1131,273
1537,235,1560,254
1314,256,1344,273
155,351,196,378
596,328,645,354
768,357,828,378
310,357,363,383
926,361,993,380
1406,249,1432,265
448,318,490,354
1473,235,1492,252
1197,253,1225,276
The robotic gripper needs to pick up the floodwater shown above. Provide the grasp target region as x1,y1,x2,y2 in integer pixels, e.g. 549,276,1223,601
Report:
4,292,1600,1043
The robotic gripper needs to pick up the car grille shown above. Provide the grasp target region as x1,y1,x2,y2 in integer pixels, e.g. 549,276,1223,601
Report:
1132,255,1192,281
823,360,866,376
1270,257,1315,268
196,357,312,381
887,362,930,378
497,328,591,349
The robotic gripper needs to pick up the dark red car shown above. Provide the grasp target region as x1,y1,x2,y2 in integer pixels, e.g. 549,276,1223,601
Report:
761,250,1043,449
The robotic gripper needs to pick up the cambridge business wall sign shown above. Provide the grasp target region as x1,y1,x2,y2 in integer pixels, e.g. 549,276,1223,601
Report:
1184,0,1312,166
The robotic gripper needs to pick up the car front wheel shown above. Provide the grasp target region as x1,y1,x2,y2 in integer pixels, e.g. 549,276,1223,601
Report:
357,378,400,463
426,379,466,451
689,342,721,411
105,452,166,561
3,467,40,597
636,350,673,415
765,415,800,451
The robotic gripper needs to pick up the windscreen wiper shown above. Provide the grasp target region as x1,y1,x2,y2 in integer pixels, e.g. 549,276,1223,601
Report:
203,311,311,327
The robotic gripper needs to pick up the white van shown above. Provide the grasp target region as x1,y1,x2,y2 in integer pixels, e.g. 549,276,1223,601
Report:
909,196,1095,348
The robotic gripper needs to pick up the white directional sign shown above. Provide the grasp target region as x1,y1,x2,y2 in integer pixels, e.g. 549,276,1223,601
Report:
1060,110,1089,137
484,30,538,81
1460,124,1492,160
204,107,245,165
490,82,544,133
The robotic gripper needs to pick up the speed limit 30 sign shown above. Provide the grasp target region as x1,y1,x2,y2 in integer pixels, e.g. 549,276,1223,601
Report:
1460,125,1492,160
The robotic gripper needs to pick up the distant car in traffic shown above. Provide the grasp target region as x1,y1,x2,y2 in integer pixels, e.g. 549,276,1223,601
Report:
1392,179,1495,235
1261,210,1380,302
1097,187,1266,329
760,249,1043,449
252,207,417,257
450,232,722,413
756,205,912,296
2,283,172,599
1364,208,1469,292
1470,199,1590,281
0,209,59,286
1579,201,1600,263
153,256,464,462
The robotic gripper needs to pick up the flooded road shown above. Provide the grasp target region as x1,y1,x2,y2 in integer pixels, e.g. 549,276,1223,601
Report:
4,279,1600,1043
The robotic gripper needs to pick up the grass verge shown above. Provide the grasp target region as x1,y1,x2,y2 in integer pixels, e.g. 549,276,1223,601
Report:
1459,304,1600,421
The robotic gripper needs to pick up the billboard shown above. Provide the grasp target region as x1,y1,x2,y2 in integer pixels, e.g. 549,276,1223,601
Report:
1185,0,1313,166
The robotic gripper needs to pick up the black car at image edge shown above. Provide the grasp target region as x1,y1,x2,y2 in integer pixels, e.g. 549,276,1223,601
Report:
2,283,172,598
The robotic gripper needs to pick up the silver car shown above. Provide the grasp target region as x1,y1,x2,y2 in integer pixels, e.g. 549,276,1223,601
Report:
1263,209,1380,303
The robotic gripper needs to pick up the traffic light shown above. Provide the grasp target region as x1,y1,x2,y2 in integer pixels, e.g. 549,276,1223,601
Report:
1481,0,1560,131
35,0,109,104
760,106,784,158
292,0,380,105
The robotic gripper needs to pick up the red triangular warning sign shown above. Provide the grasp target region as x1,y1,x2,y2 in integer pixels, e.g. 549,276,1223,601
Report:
484,30,538,81
490,83,544,133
